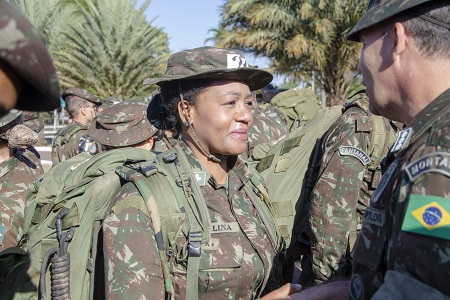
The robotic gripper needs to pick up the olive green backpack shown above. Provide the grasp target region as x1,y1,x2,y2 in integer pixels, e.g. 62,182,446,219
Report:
251,95,393,247
1,148,155,300
114,145,284,300
270,88,322,131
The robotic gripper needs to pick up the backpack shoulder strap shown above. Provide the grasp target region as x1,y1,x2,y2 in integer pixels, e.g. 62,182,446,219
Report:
245,163,285,253
115,146,212,300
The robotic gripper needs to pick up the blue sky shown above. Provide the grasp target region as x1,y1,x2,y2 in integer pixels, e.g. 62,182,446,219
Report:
139,0,279,83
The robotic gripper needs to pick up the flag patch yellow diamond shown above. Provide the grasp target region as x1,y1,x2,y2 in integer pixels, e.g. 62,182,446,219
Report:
402,194,450,240
411,201,450,230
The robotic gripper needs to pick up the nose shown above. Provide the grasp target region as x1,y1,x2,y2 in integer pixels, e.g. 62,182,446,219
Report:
236,102,253,124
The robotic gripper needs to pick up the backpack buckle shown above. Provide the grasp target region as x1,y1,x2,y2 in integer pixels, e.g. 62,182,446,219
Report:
187,231,202,257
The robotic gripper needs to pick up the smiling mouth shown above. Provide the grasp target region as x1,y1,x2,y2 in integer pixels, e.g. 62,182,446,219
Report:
230,130,248,140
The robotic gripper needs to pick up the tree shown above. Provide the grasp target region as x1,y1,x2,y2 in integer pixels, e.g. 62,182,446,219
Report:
213,0,367,106
11,0,170,99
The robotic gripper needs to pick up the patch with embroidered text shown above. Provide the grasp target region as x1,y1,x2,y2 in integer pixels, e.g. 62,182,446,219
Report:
339,146,371,166
211,222,240,234
402,194,450,240
363,207,385,226
405,152,450,181
0,225,6,245
194,171,207,186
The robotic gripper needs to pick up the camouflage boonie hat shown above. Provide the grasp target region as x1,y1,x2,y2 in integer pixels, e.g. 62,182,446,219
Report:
0,0,60,112
61,87,102,105
347,0,435,41
0,109,22,139
22,111,44,133
143,46,273,91
88,100,158,147
102,96,121,109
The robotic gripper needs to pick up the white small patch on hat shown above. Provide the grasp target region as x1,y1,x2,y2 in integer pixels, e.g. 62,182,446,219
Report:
227,53,248,69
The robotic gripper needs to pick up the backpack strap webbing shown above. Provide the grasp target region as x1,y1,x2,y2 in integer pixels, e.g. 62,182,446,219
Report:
165,145,211,300
245,164,284,253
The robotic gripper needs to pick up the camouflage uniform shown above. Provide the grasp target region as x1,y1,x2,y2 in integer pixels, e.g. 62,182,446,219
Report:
345,1,450,299
259,102,288,126
247,106,289,158
349,91,450,299
51,88,103,164
0,0,60,117
103,46,283,299
103,141,281,299
0,111,43,250
297,95,395,285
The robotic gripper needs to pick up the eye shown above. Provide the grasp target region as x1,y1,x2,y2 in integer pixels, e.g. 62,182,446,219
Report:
245,100,255,107
224,99,237,106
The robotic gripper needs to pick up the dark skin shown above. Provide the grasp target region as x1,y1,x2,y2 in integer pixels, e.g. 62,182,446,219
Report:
0,60,23,118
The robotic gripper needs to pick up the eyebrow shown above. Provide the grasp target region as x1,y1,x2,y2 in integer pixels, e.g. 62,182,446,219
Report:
219,91,253,98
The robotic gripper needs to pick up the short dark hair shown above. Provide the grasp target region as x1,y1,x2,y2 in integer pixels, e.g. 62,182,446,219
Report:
383,2,450,59
65,95,90,118
158,79,216,131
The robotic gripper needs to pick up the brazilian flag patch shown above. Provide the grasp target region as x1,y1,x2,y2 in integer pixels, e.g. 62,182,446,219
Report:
402,194,450,240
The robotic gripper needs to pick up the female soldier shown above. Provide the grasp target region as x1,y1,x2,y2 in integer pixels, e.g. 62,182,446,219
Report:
102,47,301,299
0,109,42,250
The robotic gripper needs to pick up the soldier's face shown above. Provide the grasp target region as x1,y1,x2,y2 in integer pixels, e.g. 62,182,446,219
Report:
0,61,23,118
358,26,398,119
185,80,254,157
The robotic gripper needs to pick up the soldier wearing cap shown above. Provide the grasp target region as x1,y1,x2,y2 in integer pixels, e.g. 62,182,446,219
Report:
51,87,103,164
88,99,161,151
102,46,301,299
0,0,60,117
0,110,43,250
286,1,450,299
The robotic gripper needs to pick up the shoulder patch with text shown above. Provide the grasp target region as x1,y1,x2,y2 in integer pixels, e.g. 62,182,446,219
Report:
405,152,450,181
339,146,371,166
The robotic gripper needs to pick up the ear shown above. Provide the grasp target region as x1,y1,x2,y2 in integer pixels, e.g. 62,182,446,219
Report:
392,22,408,62
145,137,155,151
80,105,88,116
177,100,192,125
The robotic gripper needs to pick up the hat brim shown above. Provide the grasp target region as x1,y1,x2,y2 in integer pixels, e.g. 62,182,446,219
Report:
347,0,433,42
87,119,158,147
143,67,273,91
0,1,60,112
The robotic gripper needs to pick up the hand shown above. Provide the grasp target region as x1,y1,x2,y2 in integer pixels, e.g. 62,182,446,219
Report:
261,283,303,300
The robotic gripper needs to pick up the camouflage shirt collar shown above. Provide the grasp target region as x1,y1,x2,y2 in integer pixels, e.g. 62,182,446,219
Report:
178,140,251,187
409,88,450,142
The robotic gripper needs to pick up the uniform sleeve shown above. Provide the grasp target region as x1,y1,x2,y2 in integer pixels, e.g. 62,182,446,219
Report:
103,182,165,299
308,112,369,282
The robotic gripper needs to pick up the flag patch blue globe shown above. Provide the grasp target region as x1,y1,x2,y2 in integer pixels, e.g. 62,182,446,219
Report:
423,207,442,226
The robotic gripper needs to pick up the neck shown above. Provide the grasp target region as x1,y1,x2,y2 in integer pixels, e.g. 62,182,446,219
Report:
72,116,89,126
183,136,228,185
0,144,12,163
399,56,450,126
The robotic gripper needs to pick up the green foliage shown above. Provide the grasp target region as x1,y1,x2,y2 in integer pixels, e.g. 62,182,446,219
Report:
11,0,170,99
213,0,367,106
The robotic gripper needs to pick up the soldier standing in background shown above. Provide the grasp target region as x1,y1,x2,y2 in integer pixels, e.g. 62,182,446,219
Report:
289,93,396,286
0,0,59,118
285,1,450,299
51,87,103,164
0,110,43,250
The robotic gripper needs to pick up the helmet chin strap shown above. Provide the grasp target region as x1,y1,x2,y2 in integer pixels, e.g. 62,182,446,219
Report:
179,84,224,163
